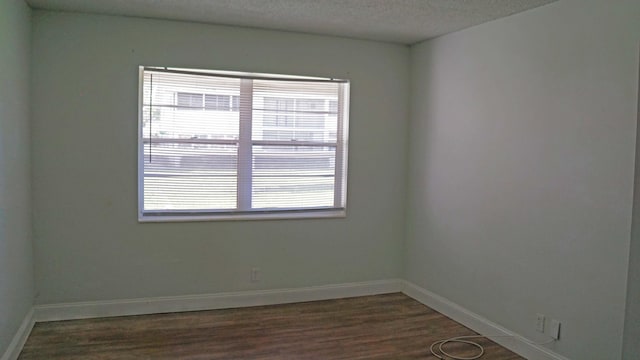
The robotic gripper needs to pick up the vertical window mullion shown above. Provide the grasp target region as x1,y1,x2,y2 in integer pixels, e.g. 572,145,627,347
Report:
237,79,253,210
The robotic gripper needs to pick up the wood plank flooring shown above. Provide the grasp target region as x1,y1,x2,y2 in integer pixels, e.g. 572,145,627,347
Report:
19,293,524,359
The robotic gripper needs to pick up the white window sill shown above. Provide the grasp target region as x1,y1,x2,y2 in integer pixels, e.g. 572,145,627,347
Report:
138,209,346,223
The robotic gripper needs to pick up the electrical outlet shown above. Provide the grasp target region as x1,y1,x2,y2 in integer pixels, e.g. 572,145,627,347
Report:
536,313,545,333
250,267,261,282
550,319,561,340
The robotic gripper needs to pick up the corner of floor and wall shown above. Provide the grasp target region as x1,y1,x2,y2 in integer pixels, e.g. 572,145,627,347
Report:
2,0,640,360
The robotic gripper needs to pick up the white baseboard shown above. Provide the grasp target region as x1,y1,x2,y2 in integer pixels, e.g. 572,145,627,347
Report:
0,309,35,360
34,279,403,322
401,281,570,360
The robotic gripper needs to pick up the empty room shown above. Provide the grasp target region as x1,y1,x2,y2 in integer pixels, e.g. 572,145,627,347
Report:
1,0,639,359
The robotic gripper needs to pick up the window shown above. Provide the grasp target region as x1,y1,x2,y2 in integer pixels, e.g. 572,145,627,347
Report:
138,66,350,221
175,93,239,111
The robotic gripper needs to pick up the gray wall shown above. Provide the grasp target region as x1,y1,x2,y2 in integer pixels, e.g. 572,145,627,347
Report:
31,11,409,304
406,0,640,359
0,0,33,355
624,54,640,359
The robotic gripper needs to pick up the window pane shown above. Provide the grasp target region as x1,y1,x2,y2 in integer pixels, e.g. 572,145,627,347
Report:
141,105,239,141
231,95,240,111
205,94,231,111
295,113,324,129
262,130,295,141
176,92,203,108
264,97,295,111
329,100,338,114
294,131,317,141
143,143,237,210
142,72,241,141
254,94,336,142
252,145,335,209
263,114,294,127
296,99,324,112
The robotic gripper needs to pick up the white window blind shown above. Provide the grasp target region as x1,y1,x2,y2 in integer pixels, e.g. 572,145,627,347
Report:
138,66,350,221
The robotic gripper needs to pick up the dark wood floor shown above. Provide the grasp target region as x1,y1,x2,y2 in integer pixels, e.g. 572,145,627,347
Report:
19,293,523,359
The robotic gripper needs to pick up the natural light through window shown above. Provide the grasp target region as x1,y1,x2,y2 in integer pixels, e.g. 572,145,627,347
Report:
138,66,350,221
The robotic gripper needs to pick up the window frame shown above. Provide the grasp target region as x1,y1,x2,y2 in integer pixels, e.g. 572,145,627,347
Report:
137,66,350,222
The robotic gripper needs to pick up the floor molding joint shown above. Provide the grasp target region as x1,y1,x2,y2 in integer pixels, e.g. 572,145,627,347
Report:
1,309,35,360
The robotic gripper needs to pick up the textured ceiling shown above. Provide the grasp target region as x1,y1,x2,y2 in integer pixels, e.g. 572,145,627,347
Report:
25,0,557,44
